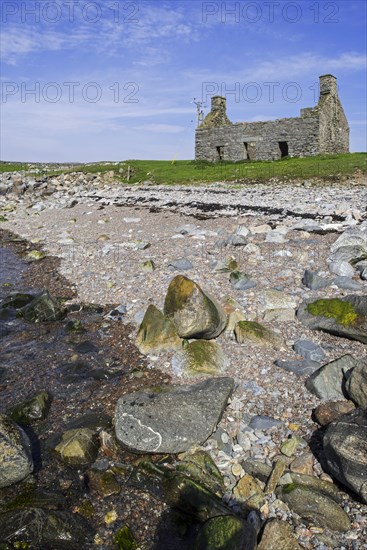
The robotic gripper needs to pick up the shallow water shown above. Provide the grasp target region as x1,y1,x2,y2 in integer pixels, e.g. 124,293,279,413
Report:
0,247,27,299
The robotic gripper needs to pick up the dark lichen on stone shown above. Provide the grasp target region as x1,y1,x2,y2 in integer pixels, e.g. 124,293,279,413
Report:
307,298,358,326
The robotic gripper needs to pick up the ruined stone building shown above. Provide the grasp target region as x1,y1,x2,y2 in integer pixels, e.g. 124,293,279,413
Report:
195,75,349,162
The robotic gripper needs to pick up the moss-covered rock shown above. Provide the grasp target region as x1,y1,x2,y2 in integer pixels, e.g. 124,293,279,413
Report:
54,428,99,466
234,320,274,346
297,295,367,344
0,293,35,310
19,291,66,323
193,515,257,550
164,275,227,339
0,415,33,488
232,474,265,510
114,525,138,550
172,340,227,377
175,450,224,497
135,304,182,354
8,391,52,425
307,298,358,326
276,484,351,532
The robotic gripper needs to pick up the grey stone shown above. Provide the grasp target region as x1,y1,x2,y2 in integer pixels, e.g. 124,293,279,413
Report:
115,377,234,453
333,276,361,291
329,260,354,278
323,408,367,503
361,267,367,281
228,234,248,246
275,359,321,377
329,245,367,265
293,339,325,362
230,271,257,290
302,269,331,290
262,289,298,310
330,227,367,255
344,358,367,407
168,258,193,270
297,295,367,344
0,414,33,488
248,415,283,430
305,354,357,400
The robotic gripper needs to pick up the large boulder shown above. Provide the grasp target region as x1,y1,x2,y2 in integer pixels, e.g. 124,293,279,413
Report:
297,295,367,344
163,275,227,339
305,354,357,400
0,414,33,488
135,304,182,354
276,484,351,532
345,358,367,407
115,377,234,453
323,408,367,503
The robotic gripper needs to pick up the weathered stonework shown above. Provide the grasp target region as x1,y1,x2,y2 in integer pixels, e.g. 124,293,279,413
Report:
195,75,349,162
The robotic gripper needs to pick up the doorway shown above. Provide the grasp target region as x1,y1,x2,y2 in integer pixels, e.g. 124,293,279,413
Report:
279,141,289,158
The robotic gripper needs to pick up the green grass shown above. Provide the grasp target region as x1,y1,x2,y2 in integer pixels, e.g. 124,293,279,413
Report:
0,153,366,185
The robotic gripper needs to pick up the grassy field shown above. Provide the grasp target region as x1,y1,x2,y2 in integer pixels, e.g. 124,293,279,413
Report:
1,153,366,185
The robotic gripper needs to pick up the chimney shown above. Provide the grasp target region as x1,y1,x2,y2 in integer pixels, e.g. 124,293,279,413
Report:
319,74,337,96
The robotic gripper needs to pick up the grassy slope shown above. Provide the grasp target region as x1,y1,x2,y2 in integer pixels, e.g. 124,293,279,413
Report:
1,153,366,185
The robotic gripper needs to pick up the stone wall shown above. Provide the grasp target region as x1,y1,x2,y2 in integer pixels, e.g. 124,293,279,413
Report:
195,74,349,162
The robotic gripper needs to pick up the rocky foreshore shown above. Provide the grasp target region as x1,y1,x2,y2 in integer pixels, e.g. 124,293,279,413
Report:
0,170,366,549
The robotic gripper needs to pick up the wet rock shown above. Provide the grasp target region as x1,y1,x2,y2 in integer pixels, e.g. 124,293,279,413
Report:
276,483,351,532
8,391,52,425
0,292,35,310
136,304,182,355
164,275,227,339
54,428,99,466
20,290,66,322
114,525,138,550
229,271,256,290
0,508,93,548
277,361,319,381
87,468,121,497
344,357,367,407
297,295,367,344
323,408,367,503
313,400,356,426
115,377,234,453
293,339,325,362
129,460,231,521
257,519,302,550
175,450,224,497
194,515,257,550
172,339,227,377
302,269,331,290
0,415,33,488
305,354,357,400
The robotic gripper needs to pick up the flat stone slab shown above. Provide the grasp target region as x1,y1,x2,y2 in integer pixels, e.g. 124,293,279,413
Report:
297,295,367,344
114,377,234,453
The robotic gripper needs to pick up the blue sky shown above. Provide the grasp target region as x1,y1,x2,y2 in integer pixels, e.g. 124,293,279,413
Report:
1,0,366,161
